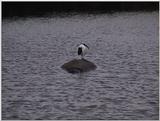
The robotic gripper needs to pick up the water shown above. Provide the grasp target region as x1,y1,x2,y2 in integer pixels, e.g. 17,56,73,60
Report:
2,12,159,120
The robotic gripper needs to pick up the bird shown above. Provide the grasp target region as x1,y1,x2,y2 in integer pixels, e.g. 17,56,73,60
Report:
78,43,89,59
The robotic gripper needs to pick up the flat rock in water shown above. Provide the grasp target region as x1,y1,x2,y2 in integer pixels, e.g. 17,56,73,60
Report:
61,59,96,74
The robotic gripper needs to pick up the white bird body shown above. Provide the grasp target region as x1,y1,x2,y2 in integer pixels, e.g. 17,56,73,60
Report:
78,43,89,59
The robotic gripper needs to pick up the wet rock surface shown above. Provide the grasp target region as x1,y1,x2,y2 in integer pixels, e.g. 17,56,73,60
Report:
61,59,96,73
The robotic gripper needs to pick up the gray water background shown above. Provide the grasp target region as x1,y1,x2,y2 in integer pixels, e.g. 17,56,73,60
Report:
2,12,159,120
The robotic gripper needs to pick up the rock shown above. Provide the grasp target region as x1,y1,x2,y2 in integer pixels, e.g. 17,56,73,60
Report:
61,59,96,74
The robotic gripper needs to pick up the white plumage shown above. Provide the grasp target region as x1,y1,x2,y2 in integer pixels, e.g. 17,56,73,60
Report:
78,43,89,59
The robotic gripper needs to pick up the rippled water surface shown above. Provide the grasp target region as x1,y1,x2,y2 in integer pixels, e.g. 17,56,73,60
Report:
2,12,159,120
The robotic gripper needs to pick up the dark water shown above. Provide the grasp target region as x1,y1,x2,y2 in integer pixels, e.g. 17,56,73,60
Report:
2,12,159,120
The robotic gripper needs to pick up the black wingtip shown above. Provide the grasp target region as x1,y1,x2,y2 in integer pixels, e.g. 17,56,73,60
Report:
82,43,89,49
78,47,82,55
